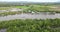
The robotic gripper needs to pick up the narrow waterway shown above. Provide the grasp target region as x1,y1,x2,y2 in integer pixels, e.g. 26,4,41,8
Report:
0,12,60,21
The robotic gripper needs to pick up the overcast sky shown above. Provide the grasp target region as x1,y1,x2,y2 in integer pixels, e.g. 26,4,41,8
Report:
0,0,59,2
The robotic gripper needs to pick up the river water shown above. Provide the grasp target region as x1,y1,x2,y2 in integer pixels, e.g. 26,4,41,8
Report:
0,12,60,21
0,29,6,32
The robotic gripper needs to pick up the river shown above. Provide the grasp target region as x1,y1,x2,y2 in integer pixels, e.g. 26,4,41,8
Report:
0,12,60,21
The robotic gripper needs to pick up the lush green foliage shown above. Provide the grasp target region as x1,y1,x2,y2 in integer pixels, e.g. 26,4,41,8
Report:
0,19,60,32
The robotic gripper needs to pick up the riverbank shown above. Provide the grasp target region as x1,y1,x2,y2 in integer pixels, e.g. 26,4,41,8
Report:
0,11,22,16
0,5,60,16
0,11,60,16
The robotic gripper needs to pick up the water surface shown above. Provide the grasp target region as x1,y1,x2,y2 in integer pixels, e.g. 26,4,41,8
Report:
0,12,60,21
0,29,6,32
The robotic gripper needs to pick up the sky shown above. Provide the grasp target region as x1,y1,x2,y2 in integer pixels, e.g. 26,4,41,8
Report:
0,0,59,2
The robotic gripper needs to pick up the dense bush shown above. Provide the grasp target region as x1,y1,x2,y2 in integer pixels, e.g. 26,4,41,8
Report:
0,19,60,32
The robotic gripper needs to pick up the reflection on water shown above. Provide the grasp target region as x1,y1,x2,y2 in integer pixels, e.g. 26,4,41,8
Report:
0,12,60,21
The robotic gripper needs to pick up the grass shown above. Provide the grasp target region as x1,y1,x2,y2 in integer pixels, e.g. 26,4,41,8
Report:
22,5,60,13
0,7,13,10
0,19,60,32
0,11,22,16
0,5,60,16
0,5,60,13
15,6,30,9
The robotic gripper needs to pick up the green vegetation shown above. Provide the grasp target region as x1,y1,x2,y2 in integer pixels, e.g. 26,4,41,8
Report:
0,5,60,16
23,5,60,13
0,19,60,32
0,7,12,10
0,2,60,32
0,6,17,10
0,11,22,16
15,6,30,9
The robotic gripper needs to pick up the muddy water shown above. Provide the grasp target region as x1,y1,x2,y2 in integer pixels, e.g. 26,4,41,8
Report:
0,12,60,21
